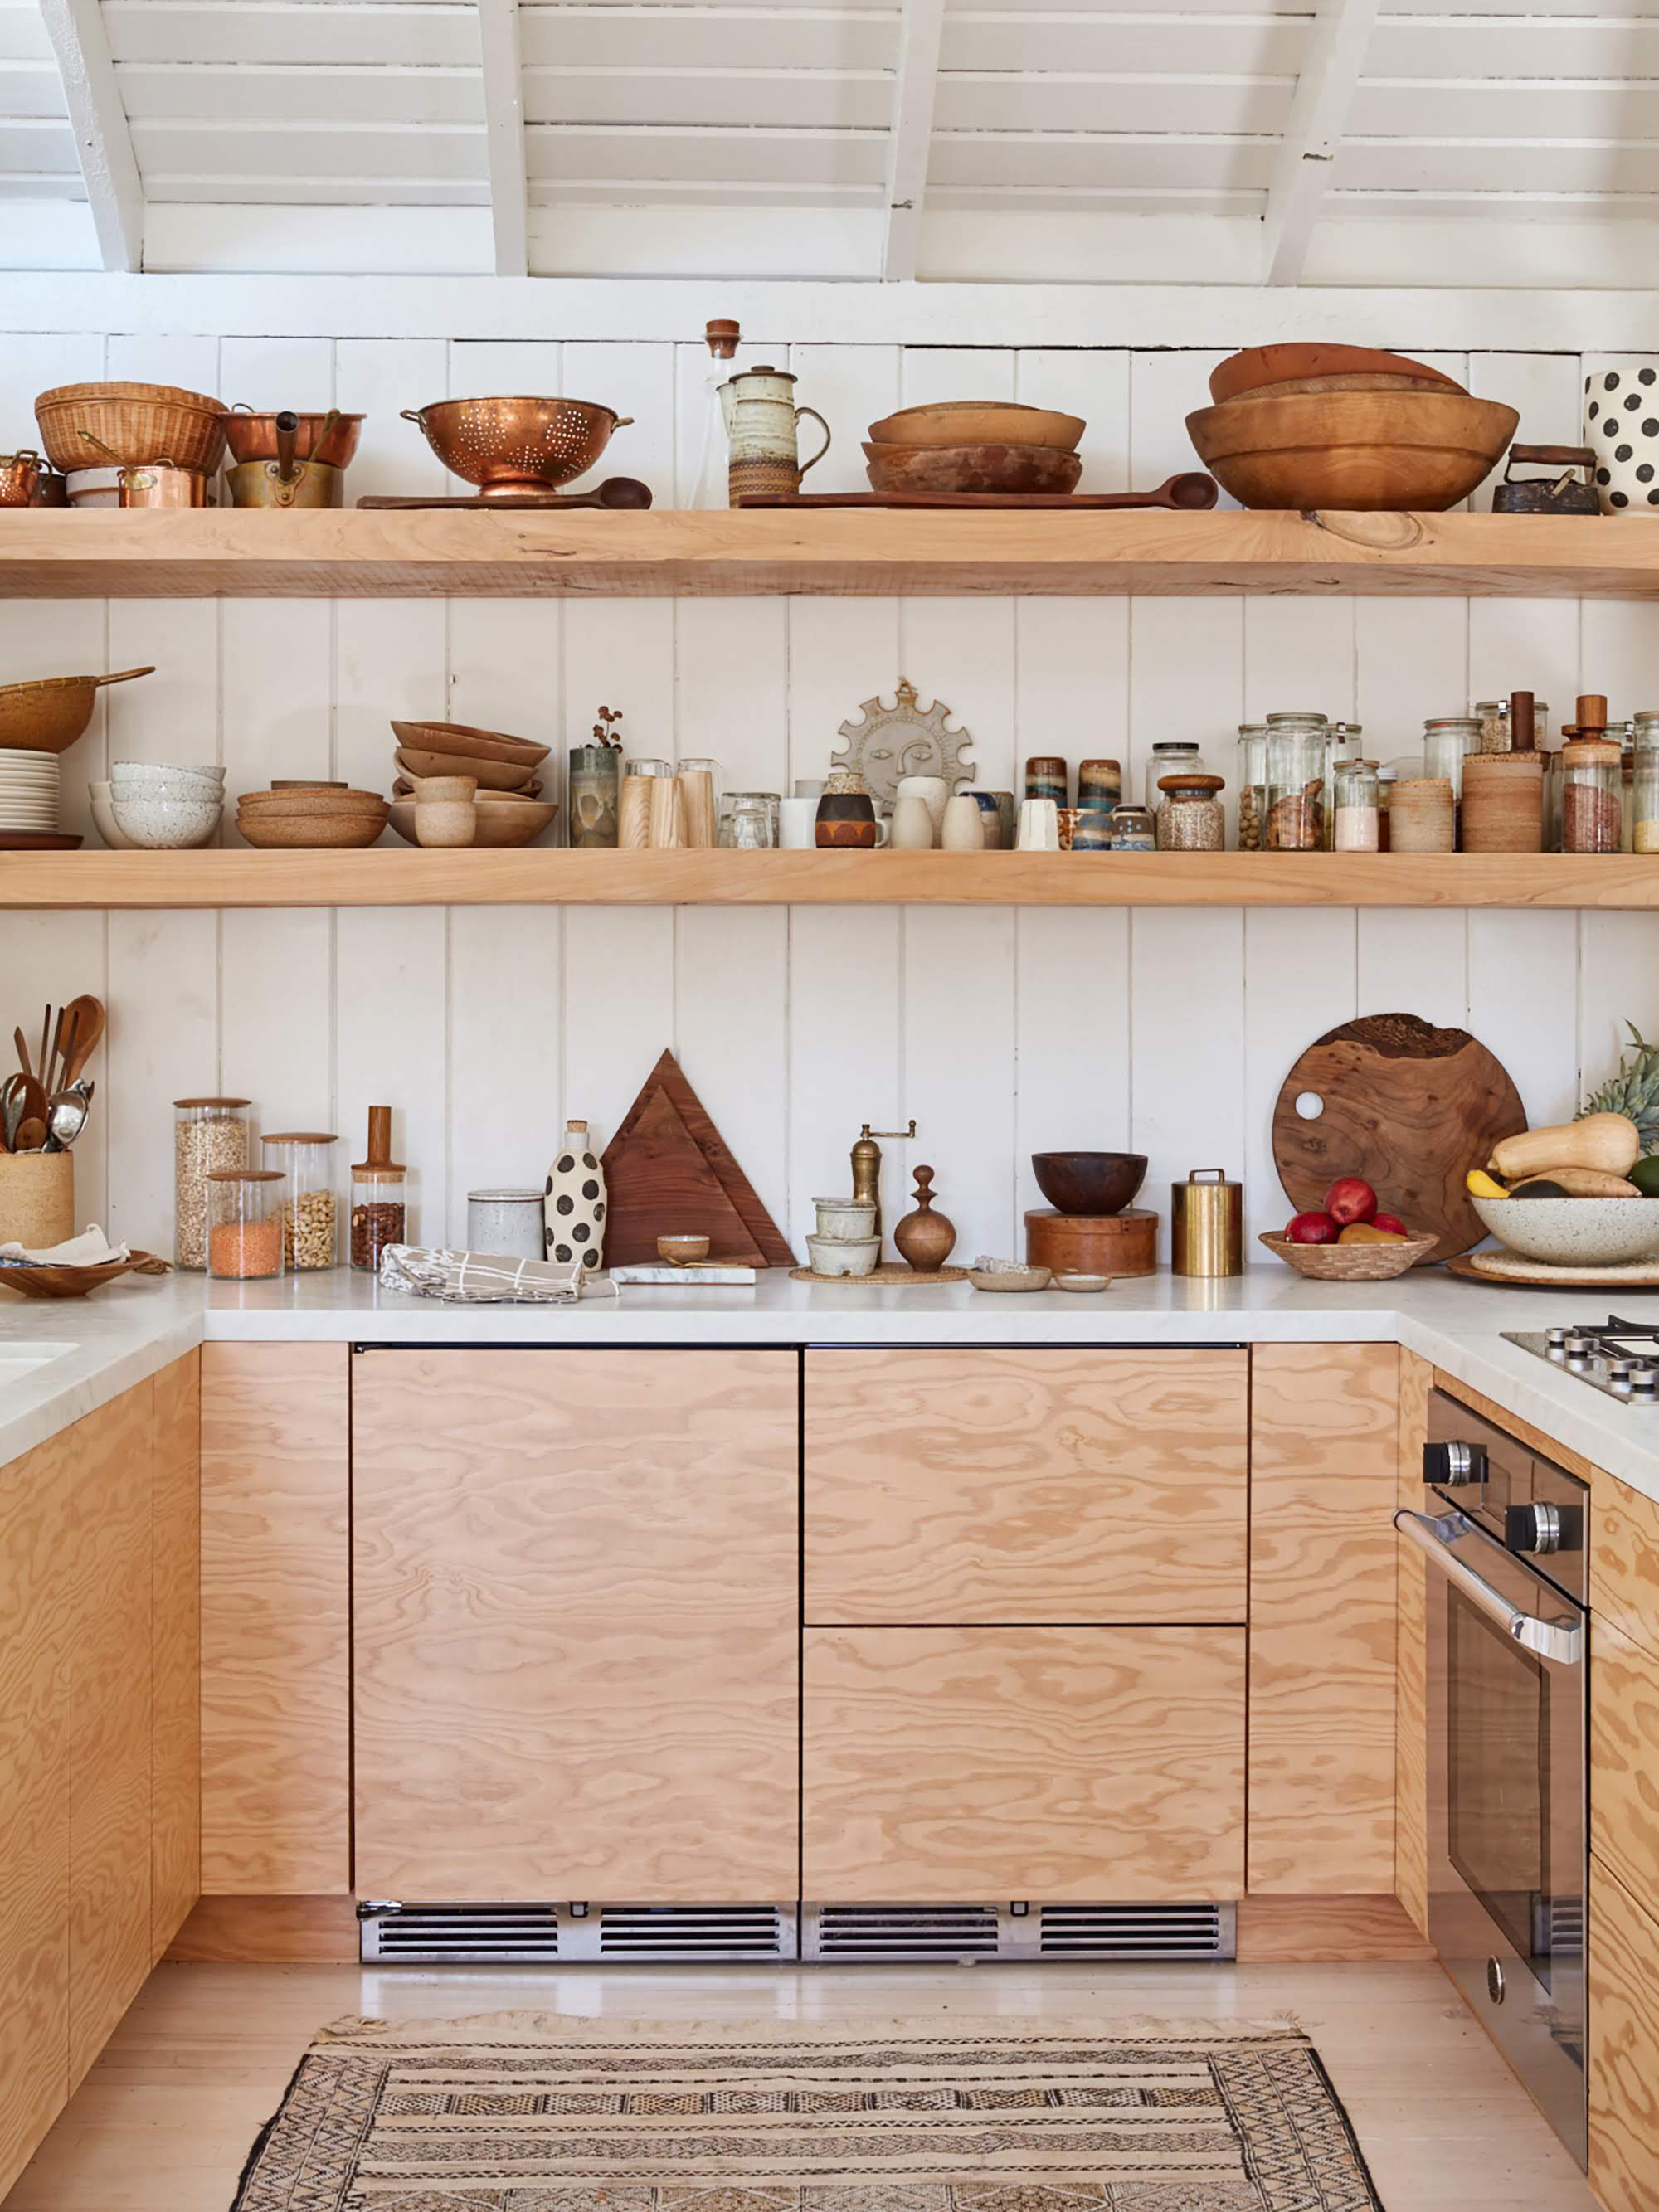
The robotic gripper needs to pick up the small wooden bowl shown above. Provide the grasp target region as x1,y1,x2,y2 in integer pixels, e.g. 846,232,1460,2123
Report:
390,719,549,767
866,443,1083,498
1258,1230,1438,1281
237,806,387,849
0,1250,170,1299
658,1234,712,1266
868,401,1085,452
395,744,541,794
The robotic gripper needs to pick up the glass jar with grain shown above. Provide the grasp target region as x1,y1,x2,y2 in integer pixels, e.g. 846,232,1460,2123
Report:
206,1168,286,1281
173,1097,251,1271
1561,737,1623,854
262,1131,339,1271
1264,715,1327,850
1155,772,1225,851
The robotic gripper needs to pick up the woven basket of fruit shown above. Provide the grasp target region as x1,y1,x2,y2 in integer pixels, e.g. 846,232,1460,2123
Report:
1259,1230,1439,1281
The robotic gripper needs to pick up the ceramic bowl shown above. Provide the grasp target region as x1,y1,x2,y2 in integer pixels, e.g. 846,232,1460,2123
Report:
813,1197,877,1240
89,780,137,850
969,1264,1052,1293
1054,1272,1112,1292
1471,1195,1659,1267
387,796,557,848
1030,1150,1147,1216
658,1235,711,1265
805,1232,881,1278
109,792,222,848
111,761,225,803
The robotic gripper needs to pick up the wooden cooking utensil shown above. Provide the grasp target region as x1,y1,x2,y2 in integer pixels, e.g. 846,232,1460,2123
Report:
13,1026,32,1081
738,473,1220,513
356,478,654,512
1272,1012,1526,1264
13,1071,47,1151
60,994,105,1085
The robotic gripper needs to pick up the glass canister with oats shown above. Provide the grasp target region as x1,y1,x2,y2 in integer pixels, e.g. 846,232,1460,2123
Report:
173,1097,251,1271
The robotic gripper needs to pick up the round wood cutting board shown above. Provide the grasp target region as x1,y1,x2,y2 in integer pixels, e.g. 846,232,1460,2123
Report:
1272,1012,1526,1263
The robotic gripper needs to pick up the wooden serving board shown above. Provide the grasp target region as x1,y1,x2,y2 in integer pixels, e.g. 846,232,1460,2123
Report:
1273,1013,1525,1264
737,474,1219,513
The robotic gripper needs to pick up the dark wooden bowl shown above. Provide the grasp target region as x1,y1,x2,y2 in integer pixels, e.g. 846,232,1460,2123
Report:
1031,1151,1147,1216
0,1250,169,1299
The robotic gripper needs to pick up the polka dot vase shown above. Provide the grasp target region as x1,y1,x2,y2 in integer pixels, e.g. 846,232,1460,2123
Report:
543,1118,607,1273
1584,362,1659,513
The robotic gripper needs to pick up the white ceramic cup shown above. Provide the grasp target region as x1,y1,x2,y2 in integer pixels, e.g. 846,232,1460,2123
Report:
1584,362,1659,513
777,795,817,848
896,774,949,839
1017,796,1061,852
793,778,826,802
889,795,935,849
941,793,986,850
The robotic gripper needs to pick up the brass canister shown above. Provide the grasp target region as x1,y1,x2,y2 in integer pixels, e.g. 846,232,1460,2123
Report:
1170,1167,1243,1277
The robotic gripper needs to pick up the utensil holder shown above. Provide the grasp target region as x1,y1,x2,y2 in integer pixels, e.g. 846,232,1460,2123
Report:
0,1150,74,1249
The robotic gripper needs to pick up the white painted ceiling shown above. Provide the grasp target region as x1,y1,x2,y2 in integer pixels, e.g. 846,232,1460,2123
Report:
4,0,1658,281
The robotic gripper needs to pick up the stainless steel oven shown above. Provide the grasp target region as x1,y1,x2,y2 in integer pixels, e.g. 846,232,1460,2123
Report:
1396,1389,1588,2168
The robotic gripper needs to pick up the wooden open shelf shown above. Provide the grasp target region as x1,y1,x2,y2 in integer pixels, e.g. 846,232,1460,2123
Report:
3,506,1659,598
6,849,1658,910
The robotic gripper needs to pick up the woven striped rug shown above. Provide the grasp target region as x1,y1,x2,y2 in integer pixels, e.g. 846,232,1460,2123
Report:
232,2013,1385,2211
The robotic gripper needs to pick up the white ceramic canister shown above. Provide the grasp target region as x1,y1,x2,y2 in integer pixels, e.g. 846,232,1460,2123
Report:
543,1118,608,1274
777,795,817,848
1016,796,1061,852
1584,362,1659,513
468,1188,547,1261
889,795,935,849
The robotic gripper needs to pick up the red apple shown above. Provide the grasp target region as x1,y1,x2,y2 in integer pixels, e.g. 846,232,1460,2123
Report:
1372,1212,1408,1237
1286,1210,1340,1245
1326,1176,1379,1227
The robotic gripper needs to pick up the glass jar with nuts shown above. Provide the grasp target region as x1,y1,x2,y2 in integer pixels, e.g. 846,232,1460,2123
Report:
262,1131,341,1270
173,1098,251,1271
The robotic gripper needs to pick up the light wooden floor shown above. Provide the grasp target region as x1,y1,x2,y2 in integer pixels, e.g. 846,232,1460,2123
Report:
7,1958,1600,2212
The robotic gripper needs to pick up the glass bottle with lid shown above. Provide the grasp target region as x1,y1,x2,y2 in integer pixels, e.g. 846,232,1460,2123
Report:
1264,715,1327,850
1235,726,1267,851
1560,737,1623,854
1332,759,1381,852
1143,741,1207,813
206,1168,286,1281
350,1103,407,1272
173,1097,251,1271
1423,716,1481,806
1321,721,1362,849
261,1131,339,1271
1472,700,1511,755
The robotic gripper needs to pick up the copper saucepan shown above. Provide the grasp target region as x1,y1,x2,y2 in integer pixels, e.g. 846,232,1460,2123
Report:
225,406,363,471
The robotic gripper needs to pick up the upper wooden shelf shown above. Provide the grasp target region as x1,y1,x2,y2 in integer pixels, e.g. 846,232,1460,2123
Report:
3,507,1659,599
6,850,1659,910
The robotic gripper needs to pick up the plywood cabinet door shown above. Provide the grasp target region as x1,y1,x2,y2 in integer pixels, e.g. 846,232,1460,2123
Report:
201,1344,351,1894
353,1349,800,1902
151,1350,200,1961
805,1348,1248,1625
1590,1853,1659,2212
803,1626,1246,1902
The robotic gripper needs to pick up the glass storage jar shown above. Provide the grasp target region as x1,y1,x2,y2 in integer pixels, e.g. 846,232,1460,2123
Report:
1473,699,1511,754
1633,714,1659,853
1143,742,1206,812
1235,726,1267,851
206,1168,286,1281
1560,737,1623,854
173,1097,251,1271
261,1131,339,1271
1264,716,1327,850
351,1166,407,1271
1321,722,1361,848
1332,759,1381,852
1155,772,1225,851
1423,716,1481,808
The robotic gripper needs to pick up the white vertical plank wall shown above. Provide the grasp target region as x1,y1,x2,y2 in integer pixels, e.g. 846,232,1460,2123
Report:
1,323,1655,1262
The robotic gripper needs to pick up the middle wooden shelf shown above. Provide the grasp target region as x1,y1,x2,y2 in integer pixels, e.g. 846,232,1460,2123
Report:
3,848,1657,910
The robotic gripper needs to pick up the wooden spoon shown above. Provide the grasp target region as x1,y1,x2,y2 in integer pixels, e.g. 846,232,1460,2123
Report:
60,994,105,1085
13,1026,32,1082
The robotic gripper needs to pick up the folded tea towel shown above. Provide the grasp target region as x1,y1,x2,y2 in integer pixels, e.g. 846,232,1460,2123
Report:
0,1223,130,1266
378,1244,618,1304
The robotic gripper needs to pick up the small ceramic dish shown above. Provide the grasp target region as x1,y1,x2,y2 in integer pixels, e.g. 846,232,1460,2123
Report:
806,1232,881,1278
1054,1271,1112,1292
969,1264,1053,1293
658,1234,711,1266
109,792,223,848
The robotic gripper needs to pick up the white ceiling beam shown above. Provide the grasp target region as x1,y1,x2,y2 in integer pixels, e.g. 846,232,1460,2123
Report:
1262,0,1379,287
37,0,143,272
477,0,528,278
881,0,945,281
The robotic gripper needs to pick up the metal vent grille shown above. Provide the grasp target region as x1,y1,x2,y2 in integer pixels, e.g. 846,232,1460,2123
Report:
804,1902,1234,1964
359,1901,794,1965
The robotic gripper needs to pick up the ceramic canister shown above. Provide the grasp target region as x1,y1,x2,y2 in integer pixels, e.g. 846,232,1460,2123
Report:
1016,796,1061,852
961,789,1003,848
719,365,832,503
1078,757,1123,813
941,793,985,850
1584,363,1659,513
1024,755,1068,805
468,1188,547,1262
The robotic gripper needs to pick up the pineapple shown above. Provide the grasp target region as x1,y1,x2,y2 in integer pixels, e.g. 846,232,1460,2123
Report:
1581,1023,1659,1155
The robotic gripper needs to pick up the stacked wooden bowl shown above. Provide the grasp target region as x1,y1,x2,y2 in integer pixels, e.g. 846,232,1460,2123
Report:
237,782,389,849
864,401,1086,498
1185,346,1517,512
388,719,558,848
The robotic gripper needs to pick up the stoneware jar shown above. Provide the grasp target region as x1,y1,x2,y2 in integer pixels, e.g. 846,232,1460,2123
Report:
1584,362,1659,513
543,1117,607,1274
815,766,884,849
895,774,949,839
889,795,935,849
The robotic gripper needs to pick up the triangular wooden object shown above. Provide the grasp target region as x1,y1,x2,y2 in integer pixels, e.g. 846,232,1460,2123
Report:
602,1049,795,1269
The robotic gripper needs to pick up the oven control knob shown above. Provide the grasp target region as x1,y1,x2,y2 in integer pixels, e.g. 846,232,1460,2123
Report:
1631,1366,1659,1399
1506,1502,1569,1556
1486,1958,1506,2006
1424,1440,1486,1488
1545,1326,1569,1351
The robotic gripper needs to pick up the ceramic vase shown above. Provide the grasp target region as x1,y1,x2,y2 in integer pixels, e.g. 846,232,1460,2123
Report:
896,774,949,839
961,788,1003,848
890,795,935,849
543,1117,607,1274
941,794,985,850
1584,362,1659,513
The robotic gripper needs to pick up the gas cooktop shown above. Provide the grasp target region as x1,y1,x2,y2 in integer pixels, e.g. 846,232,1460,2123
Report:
1505,1315,1659,1405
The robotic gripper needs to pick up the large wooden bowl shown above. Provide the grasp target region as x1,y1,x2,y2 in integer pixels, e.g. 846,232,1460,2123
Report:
389,718,549,767
866,442,1083,498
868,401,1085,451
0,1251,169,1299
1209,345,1465,406
1186,391,1518,512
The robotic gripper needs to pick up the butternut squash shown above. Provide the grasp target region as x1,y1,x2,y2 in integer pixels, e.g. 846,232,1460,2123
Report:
1489,1112,1640,1181
1508,1167,1642,1198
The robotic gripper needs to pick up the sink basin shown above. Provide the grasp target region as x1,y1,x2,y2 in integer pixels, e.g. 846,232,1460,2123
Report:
0,1340,76,1378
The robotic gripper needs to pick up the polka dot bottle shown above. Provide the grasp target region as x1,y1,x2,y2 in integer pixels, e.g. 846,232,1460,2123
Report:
1584,362,1659,513
544,1119,607,1274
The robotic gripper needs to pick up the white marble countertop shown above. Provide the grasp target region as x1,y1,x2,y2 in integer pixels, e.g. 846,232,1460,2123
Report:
4,1262,1659,1505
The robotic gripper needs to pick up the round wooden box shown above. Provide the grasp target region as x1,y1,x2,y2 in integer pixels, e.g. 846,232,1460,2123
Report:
1024,1206,1158,1277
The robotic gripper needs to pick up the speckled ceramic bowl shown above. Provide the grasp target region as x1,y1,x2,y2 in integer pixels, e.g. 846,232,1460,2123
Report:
109,791,222,849
1472,1194,1659,1266
111,761,225,802
805,1233,880,1278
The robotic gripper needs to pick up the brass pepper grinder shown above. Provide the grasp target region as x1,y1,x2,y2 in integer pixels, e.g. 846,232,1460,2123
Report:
850,1119,916,1248
893,1165,956,1274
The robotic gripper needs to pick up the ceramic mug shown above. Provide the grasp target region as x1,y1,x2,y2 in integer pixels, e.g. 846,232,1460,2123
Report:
1016,797,1061,852
889,795,935,849
778,795,817,848
941,794,986,850
896,774,949,840
793,778,826,802
1072,809,1116,853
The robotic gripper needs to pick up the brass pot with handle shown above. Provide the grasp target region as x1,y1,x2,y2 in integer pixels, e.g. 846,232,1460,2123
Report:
1170,1168,1244,1277
226,411,347,508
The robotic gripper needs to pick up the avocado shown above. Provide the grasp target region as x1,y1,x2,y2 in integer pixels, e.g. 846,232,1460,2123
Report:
1508,1178,1570,1199
1632,1155,1659,1197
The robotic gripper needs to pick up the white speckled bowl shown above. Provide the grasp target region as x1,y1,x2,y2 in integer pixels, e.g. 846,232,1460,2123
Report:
1472,1194,1659,1266
805,1232,881,1278
89,780,137,850
111,761,225,801
109,791,222,849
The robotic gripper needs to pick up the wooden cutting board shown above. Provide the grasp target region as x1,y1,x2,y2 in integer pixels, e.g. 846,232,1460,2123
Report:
1272,1013,1526,1263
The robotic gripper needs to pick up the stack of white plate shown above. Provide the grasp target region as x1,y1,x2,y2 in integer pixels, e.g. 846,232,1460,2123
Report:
0,748,61,833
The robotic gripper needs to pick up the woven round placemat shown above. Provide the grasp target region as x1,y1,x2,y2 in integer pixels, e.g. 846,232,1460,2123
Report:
790,1262,971,1286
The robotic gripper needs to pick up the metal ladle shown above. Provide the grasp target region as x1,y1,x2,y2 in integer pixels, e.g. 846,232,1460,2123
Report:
43,1078,93,1153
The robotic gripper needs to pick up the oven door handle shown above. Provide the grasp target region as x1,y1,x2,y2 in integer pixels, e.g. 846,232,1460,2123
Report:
1394,1508,1584,1667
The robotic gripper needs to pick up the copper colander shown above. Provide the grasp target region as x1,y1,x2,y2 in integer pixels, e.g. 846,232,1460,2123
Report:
401,396,632,497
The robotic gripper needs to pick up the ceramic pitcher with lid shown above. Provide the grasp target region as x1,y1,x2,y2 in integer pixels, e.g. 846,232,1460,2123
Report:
718,365,830,505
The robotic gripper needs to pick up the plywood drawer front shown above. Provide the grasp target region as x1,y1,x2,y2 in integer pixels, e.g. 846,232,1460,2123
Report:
1593,1467,1659,1662
803,1626,1246,1902
804,1348,1248,1625
353,1349,800,1903
1590,1853,1659,2212
1593,1613,1659,1908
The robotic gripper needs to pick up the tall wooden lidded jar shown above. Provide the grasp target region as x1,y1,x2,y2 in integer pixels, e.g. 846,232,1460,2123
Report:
544,1120,608,1274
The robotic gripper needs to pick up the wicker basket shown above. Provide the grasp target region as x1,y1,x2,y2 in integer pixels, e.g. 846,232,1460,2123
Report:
35,382,229,474
1258,1229,1438,1280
